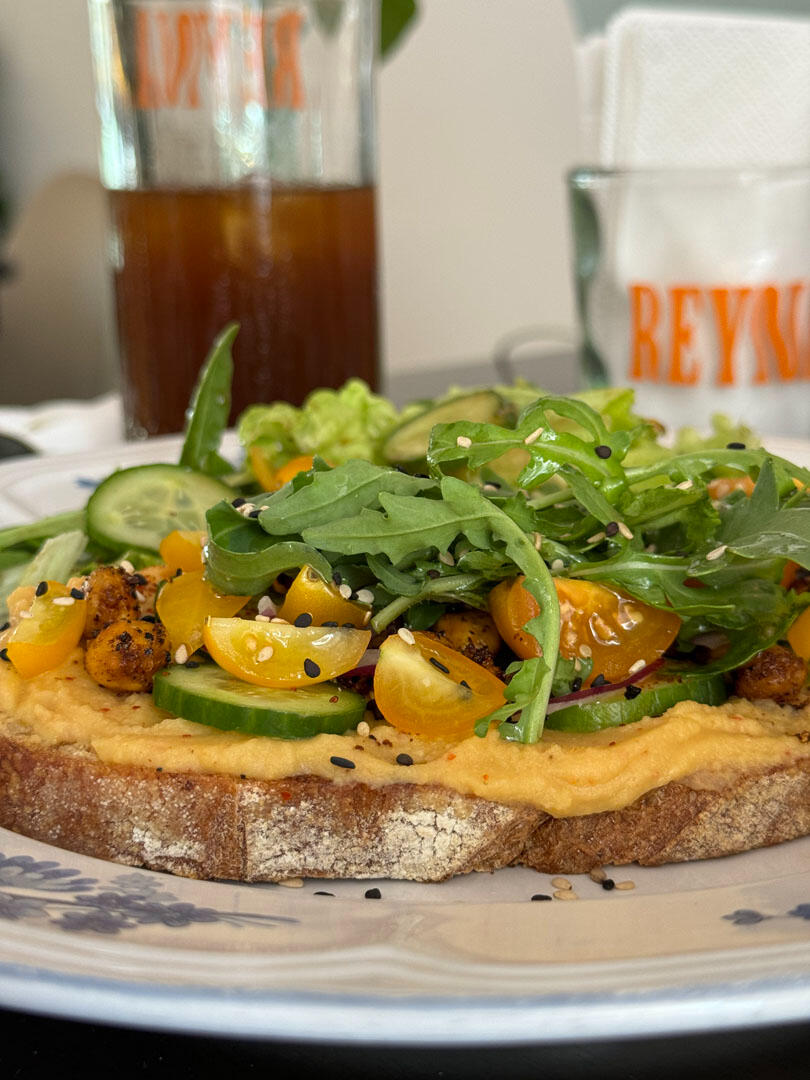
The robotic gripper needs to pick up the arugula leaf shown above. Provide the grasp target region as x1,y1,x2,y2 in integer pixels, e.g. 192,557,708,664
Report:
0,510,86,552
259,460,435,537
205,501,330,595
179,322,238,477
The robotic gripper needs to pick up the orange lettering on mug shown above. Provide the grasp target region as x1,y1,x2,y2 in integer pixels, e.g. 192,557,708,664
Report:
135,9,161,108
709,287,751,386
785,281,805,379
753,285,798,383
668,287,702,385
628,283,660,381
272,11,305,109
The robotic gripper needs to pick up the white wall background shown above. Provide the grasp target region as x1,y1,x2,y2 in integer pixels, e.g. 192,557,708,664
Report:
0,0,580,400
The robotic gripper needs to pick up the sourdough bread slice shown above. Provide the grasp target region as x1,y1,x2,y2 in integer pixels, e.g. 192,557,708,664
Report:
3,726,810,880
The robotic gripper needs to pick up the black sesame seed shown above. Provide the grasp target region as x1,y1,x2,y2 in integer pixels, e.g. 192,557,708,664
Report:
294,612,313,628
332,571,342,586
396,753,414,766
248,508,262,519
726,441,746,450
504,717,519,724
330,755,355,770
342,622,355,629
174,568,183,578
304,658,321,678
0,622,9,632
240,773,246,779
571,676,583,693
429,657,450,674
592,673,608,688
35,581,47,597
778,639,791,648
155,767,163,772
141,614,156,623
602,878,616,891
70,587,85,600
185,660,200,669
605,521,619,538
595,444,612,459
322,620,339,627
460,679,471,690
624,685,642,700
232,497,246,508
531,893,552,902
0,648,9,662
314,891,335,896
364,887,382,899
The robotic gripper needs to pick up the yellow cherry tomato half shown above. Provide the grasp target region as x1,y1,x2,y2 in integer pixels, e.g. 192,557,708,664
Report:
787,607,810,660
6,581,87,678
156,571,249,655
489,576,681,686
159,529,206,574
278,565,371,628
203,617,371,688
373,631,506,741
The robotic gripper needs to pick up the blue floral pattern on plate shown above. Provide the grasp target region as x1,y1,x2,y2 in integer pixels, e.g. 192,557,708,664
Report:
0,852,297,936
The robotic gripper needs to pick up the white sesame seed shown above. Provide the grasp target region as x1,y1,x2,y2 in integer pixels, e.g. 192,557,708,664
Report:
257,595,276,615
355,588,374,605
439,551,455,566
618,522,634,540
277,877,304,888
135,590,146,603
587,531,606,544
456,435,472,449
257,646,274,662
524,426,544,445
18,610,32,619
362,611,371,625
398,627,416,645
271,616,289,624
533,532,543,551
553,889,579,901
589,867,607,883
254,613,271,622
237,502,256,516
573,658,582,673
52,596,75,606
119,559,135,574
244,635,258,652
614,880,636,891
675,479,693,491
357,720,371,737
174,645,189,665
578,644,592,658
550,558,565,573
338,583,352,599
706,544,727,561
551,876,572,890
483,483,500,493
627,658,646,675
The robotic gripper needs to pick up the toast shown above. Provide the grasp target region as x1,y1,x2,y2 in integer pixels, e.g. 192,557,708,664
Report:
3,703,810,881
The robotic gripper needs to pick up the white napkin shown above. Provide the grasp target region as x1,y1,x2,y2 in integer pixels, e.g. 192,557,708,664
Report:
0,394,124,456
599,7,810,169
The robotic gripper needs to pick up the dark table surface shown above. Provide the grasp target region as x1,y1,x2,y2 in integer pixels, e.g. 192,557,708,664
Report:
3,1007,810,1079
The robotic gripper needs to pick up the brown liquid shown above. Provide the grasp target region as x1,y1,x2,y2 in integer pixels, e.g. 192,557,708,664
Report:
109,184,379,436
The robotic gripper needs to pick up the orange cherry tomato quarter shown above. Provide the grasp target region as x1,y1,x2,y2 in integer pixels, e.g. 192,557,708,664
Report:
373,631,506,741
203,617,371,688
6,581,87,678
489,576,681,686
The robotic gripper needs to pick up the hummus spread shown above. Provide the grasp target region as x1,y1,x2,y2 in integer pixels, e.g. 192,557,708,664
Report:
2,649,810,818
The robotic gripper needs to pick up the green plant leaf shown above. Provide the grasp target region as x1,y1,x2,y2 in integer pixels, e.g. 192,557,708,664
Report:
179,323,238,476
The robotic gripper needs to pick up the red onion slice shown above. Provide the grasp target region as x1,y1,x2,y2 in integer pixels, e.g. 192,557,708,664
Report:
345,648,380,678
546,658,664,710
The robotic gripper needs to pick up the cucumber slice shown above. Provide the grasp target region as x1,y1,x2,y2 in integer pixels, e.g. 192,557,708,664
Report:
86,465,231,553
383,390,505,464
153,662,366,738
544,668,727,733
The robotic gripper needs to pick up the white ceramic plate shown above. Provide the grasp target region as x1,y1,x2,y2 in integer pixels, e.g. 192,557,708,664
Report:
2,435,810,1046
